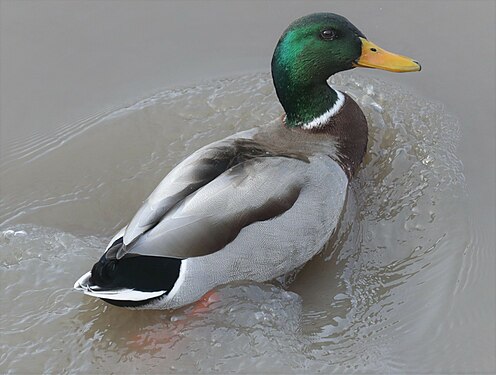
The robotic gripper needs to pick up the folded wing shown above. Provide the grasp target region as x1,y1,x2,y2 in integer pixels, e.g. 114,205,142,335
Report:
124,156,305,259
105,132,309,260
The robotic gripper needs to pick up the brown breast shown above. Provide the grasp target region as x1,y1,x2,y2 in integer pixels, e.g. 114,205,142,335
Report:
254,94,368,180
308,93,368,179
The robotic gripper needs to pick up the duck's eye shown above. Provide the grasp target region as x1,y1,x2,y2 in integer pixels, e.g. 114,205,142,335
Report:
320,29,337,40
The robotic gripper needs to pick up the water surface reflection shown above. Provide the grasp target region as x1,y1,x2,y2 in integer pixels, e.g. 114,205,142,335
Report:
0,74,475,372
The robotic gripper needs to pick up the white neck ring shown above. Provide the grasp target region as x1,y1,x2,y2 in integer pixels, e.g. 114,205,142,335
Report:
301,89,345,130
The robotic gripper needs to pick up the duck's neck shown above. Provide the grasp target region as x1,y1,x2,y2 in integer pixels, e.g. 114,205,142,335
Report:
272,70,344,129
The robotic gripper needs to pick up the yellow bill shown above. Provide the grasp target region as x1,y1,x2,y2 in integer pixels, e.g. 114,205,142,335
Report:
354,37,421,72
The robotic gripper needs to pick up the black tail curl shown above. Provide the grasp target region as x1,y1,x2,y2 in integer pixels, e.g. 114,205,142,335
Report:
89,254,181,293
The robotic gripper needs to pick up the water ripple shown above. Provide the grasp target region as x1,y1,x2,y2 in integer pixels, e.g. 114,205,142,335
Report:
1,73,485,373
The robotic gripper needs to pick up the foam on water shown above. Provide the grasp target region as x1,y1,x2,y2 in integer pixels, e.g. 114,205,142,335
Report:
1,73,485,373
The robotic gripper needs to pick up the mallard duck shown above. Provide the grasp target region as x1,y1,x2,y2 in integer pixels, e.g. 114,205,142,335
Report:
74,13,420,309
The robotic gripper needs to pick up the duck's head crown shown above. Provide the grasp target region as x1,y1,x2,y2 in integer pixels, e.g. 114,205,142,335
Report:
272,13,420,128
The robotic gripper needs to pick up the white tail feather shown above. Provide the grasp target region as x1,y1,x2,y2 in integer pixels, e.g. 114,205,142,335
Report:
74,271,166,301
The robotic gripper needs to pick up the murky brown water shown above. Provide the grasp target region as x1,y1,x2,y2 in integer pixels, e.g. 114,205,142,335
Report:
1,1,494,373
0,73,487,373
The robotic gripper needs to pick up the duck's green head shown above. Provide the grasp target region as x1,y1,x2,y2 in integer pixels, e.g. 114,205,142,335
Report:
272,13,420,127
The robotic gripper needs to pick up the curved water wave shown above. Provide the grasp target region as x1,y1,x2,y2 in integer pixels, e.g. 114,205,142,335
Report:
0,73,478,372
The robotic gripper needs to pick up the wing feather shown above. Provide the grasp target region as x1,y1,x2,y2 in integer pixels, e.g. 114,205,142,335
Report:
122,138,238,246
107,129,310,259
120,157,306,259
